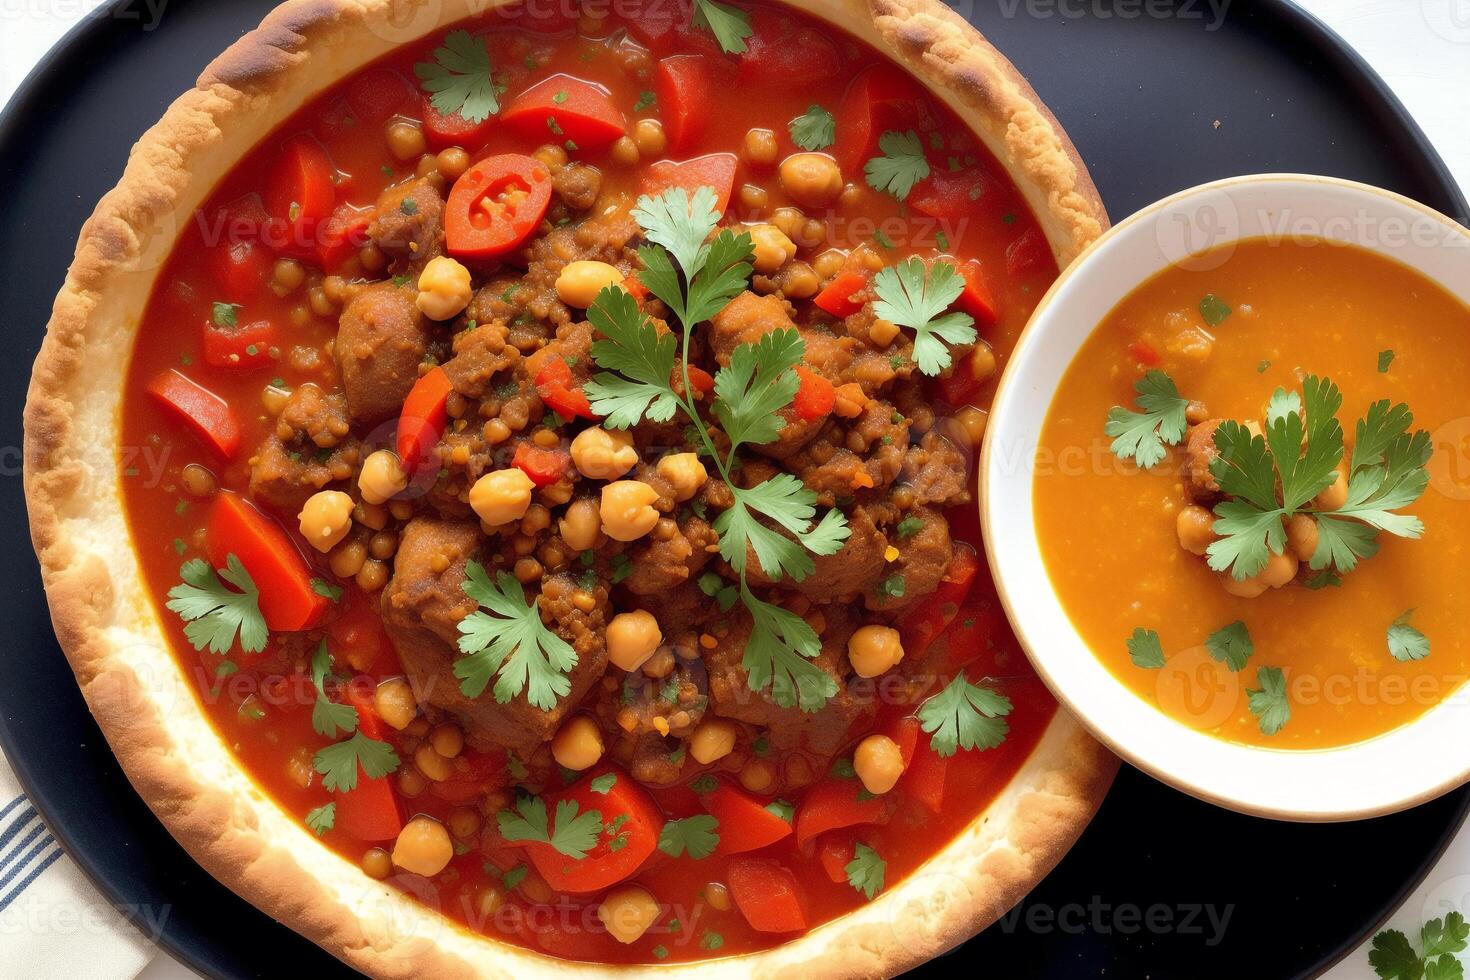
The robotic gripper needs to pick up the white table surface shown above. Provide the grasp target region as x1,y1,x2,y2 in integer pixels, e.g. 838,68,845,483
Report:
3,2,1468,978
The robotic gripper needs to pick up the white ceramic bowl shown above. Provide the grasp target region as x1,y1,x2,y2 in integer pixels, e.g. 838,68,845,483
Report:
981,174,1470,821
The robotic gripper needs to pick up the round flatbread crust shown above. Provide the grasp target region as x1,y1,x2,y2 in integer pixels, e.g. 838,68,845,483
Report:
23,1,1116,976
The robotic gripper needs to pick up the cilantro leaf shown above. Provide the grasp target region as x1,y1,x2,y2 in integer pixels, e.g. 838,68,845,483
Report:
497,795,603,859
1246,666,1290,736
1372,914,1469,980
1372,929,1424,980
684,229,755,324
313,730,400,792
1199,293,1232,327
589,773,617,795
311,577,344,602
1104,370,1190,470
790,105,836,151
212,302,239,329
865,130,930,201
918,673,1012,757
1388,610,1430,662
1207,499,1285,580
845,842,886,900
166,555,268,655
1126,627,1165,669
632,186,722,277
658,814,720,859
1311,514,1381,574
741,584,838,712
765,799,795,823
711,328,804,449
305,802,335,837
1204,621,1253,672
309,641,359,739
871,257,976,376
585,285,680,427
718,477,850,582
414,30,499,124
1423,913,1469,959
1273,376,1344,511
1379,350,1396,373
1426,957,1463,980
692,0,753,54
455,562,578,710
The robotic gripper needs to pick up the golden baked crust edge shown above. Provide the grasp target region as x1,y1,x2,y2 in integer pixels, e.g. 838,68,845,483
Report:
22,0,1116,977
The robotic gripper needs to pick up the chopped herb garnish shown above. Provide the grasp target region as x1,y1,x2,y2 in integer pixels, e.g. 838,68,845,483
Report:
1126,627,1165,669
701,931,725,951
789,104,836,151
311,577,343,602
1387,610,1430,662
895,516,925,539
1245,666,1290,736
917,673,1012,757
498,794,602,859
871,257,976,376
658,815,720,859
765,799,795,823
309,641,359,739
877,574,906,598
454,561,578,709
305,802,335,837
1199,293,1232,327
633,90,657,112
1204,620,1254,672
1369,911,1468,980
415,30,499,124
1378,349,1396,373
211,302,240,329
692,0,753,54
864,130,930,201
312,730,400,792
845,842,886,899
589,772,617,795
166,555,268,654
501,864,528,890
1104,370,1190,470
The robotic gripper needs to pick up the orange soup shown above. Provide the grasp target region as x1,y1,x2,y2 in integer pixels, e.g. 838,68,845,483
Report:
1034,237,1470,749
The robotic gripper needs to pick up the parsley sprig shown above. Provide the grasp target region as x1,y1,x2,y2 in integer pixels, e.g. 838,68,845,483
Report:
497,794,603,859
657,815,720,859
865,130,930,201
790,105,836,151
454,561,578,710
1370,911,1468,980
917,673,1012,757
1104,370,1190,469
871,257,977,376
415,30,499,124
845,842,887,900
313,730,399,792
692,0,754,54
166,555,268,655
584,187,851,712
309,641,358,739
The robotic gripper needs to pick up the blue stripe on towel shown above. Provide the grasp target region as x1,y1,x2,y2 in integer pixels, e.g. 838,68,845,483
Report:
0,833,55,896
0,845,62,914
0,794,26,822
0,823,47,876
0,806,36,854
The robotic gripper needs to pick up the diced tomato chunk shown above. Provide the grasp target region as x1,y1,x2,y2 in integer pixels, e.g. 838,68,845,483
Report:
833,64,928,176
501,75,627,149
146,370,241,458
208,239,273,304
794,778,889,846
317,204,374,271
698,778,794,854
1006,227,1054,279
421,94,496,151
897,546,981,662
396,367,454,475
523,768,663,893
1127,340,1161,367
817,831,858,884
910,167,995,221
737,7,841,87
512,443,571,488
334,770,402,841
955,259,998,326
534,357,596,420
205,493,330,632
346,68,415,125
640,154,737,214
202,319,276,370
902,737,949,814
655,55,712,155
813,271,870,318
727,859,808,933
264,135,337,261
792,366,835,421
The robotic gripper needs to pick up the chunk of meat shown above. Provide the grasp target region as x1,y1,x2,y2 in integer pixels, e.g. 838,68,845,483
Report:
708,291,792,364
382,519,606,756
622,515,718,595
746,503,888,601
248,436,360,513
899,429,972,507
442,321,520,399
552,162,603,211
867,507,953,612
337,281,431,426
598,664,707,741
274,382,350,449
1184,419,1224,502
368,178,445,267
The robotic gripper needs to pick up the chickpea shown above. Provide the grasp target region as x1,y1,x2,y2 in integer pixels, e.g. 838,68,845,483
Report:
471,469,536,526
748,223,797,274
704,881,732,911
430,723,464,759
743,128,779,166
739,758,776,794
273,257,306,294
361,847,393,880
1175,505,1217,556
415,743,453,782
416,256,473,321
771,206,807,242
951,405,987,447
552,715,605,770
689,718,738,764
180,463,216,498
298,490,354,554
1221,571,1269,599
375,677,418,731
1288,514,1319,562
559,498,603,551
600,480,660,541
556,260,624,309
534,142,569,170
633,118,667,157
330,539,368,578
356,558,388,592
869,318,900,347
967,343,998,384
391,816,453,877
358,450,408,505
397,766,427,798
570,427,638,480
780,261,821,299
386,120,427,161
740,184,770,212
656,453,708,502
607,610,662,671
610,136,639,166
436,146,471,182
847,625,905,678
854,734,904,795
1314,461,1350,511
779,152,843,208
1259,549,1300,588
447,806,482,841
597,885,661,945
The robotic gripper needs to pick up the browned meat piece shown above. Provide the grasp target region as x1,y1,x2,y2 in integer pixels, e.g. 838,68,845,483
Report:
867,507,953,611
552,162,602,211
274,382,350,449
336,281,431,426
709,291,792,364
702,604,872,756
783,400,909,500
248,436,359,513
442,321,520,399
746,503,888,602
598,663,707,741
523,320,595,389
368,178,445,267
631,582,710,637
1184,419,1225,502
622,515,718,595
899,429,972,507
626,732,690,787
382,519,607,757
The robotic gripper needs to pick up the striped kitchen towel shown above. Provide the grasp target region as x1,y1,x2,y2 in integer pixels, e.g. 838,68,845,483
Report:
0,753,157,977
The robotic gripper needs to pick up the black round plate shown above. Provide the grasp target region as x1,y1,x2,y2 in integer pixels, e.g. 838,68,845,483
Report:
1,2,1465,978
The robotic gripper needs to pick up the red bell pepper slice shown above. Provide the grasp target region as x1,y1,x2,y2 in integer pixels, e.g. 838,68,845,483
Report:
202,319,276,370
817,830,858,884
727,859,808,933
1006,226,1054,280
146,370,241,459
317,203,374,271
697,778,793,854
813,271,870,318
396,367,454,475
208,239,273,304
264,135,337,261
523,767,663,894
910,167,996,221
833,64,929,176
901,737,949,814
792,366,835,422
421,94,497,151
736,7,841,87
655,55,712,155
1128,340,1162,368
897,546,980,663
640,154,737,214
512,443,571,488
346,68,415,125
534,356,596,420
334,684,403,841
794,778,889,847
501,75,627,149
445,154,553,260
887,715,921,768
955,259,998,327
206,493,330,632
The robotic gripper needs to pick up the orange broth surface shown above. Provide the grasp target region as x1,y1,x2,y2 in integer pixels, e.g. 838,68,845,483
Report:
116,1,1060,965
1035,237,1470,749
